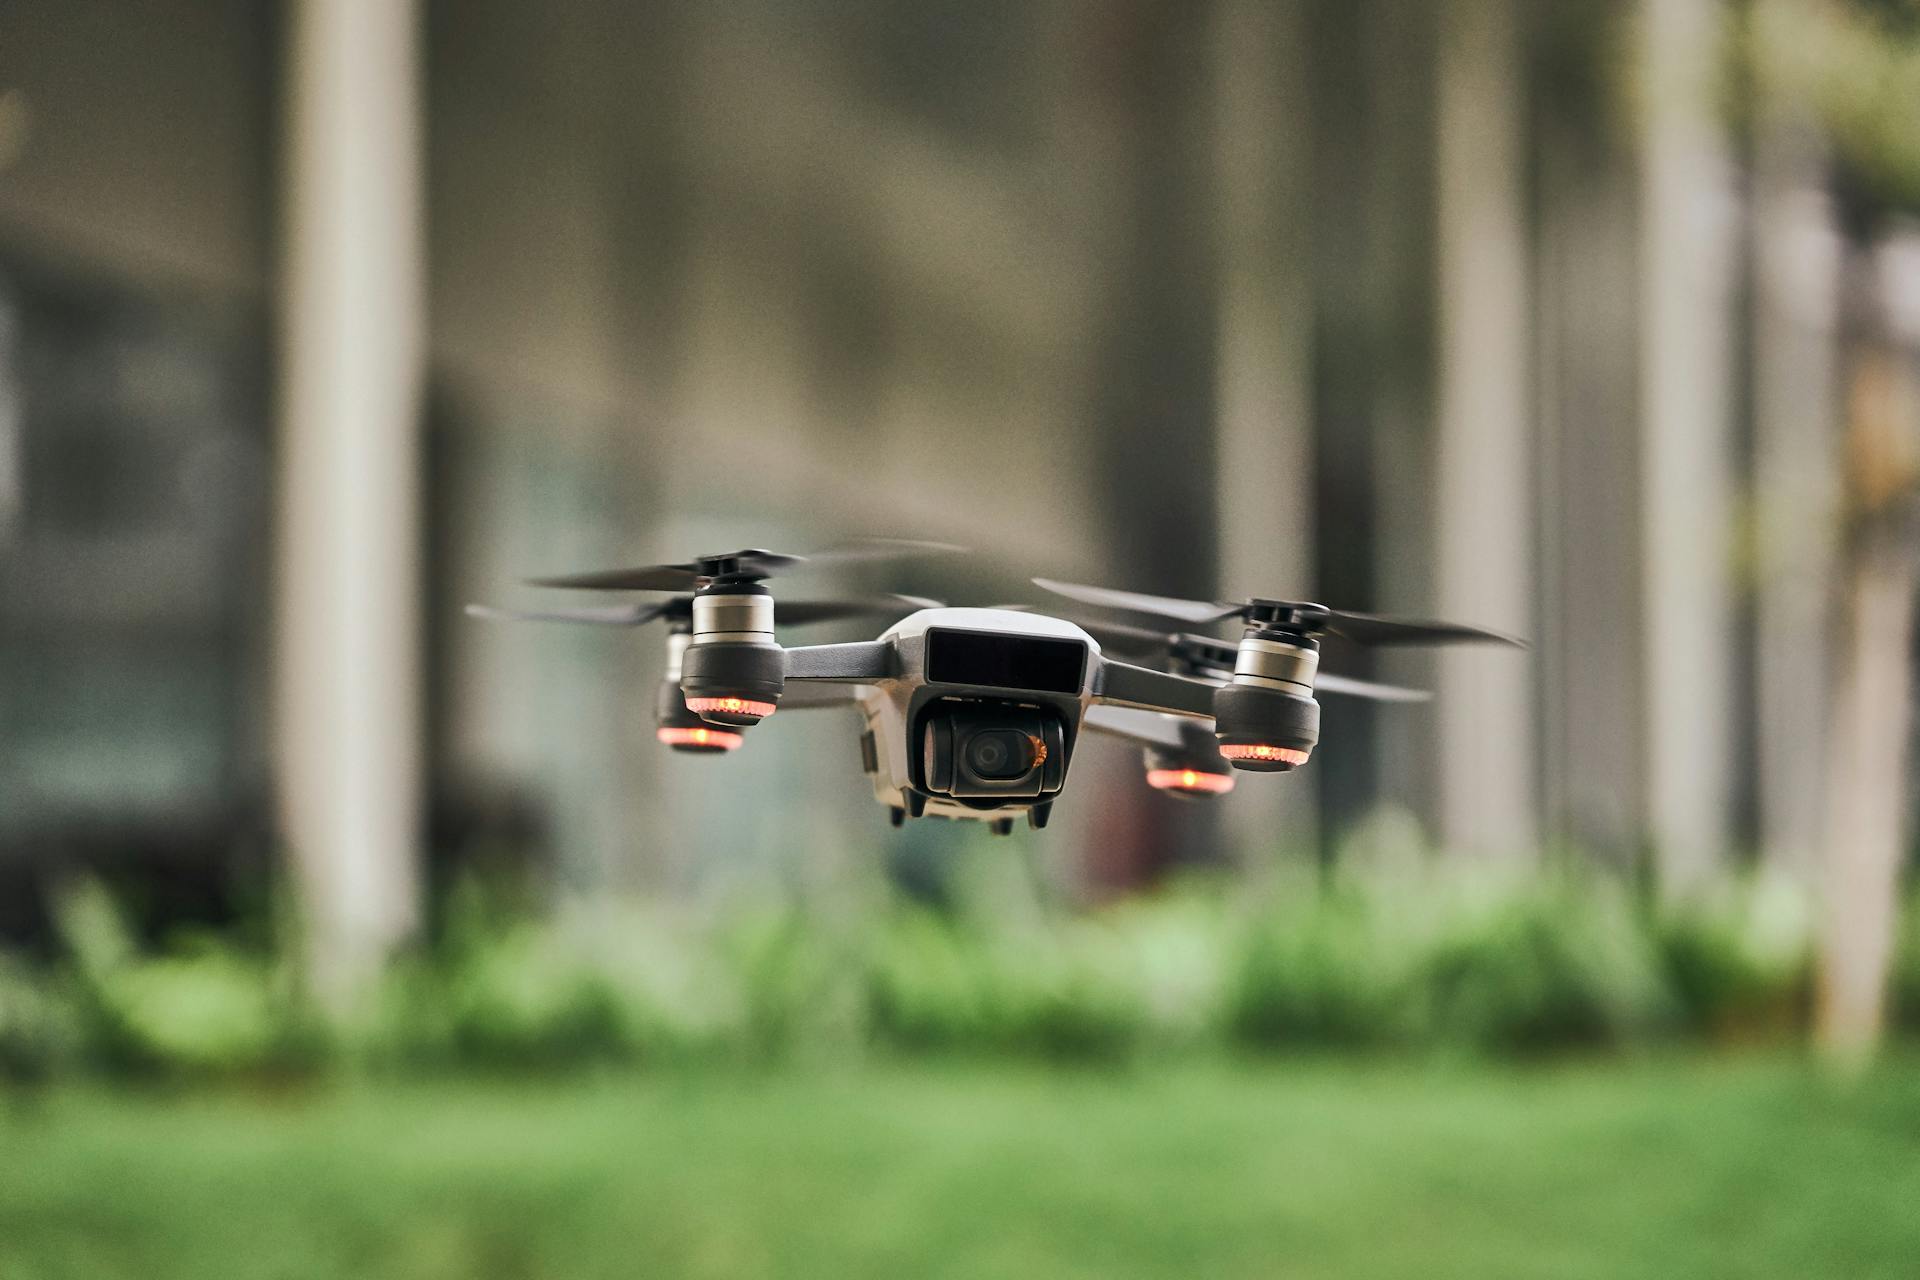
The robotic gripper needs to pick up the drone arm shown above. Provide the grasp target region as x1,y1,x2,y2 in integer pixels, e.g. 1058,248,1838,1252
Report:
775,682,867,710
1081,704,1194,750
783,640,895,684
1090,658,1217,720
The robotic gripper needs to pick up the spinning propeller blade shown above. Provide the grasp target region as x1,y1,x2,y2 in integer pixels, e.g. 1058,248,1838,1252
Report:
467,594,936,630
464,601,674,627
530,538,963,592
1034,578,1523,648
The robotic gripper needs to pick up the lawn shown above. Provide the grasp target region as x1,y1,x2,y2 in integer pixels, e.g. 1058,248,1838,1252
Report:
2,1057,1918,1279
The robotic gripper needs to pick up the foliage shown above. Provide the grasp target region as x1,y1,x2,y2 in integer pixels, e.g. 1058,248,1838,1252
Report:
1420,879,1674,1055
1740,0,1920,220
54,882,321,1079
1225,888,1420,1052
1894,885,1920,1032
367,929,633,1073
866,908,1150,1061
1652,877,1814,1043
1224,868,1683,1058
0,863,1887,1085
0,952,73,1088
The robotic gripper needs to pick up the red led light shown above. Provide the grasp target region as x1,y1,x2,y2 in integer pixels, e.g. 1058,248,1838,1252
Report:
655,725,744,750
683,696,777,720
1219,743,1311,766
1146,767,1236,795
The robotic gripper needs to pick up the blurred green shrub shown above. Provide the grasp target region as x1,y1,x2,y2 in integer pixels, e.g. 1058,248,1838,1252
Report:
1226,890,1419,1052
0,862,1887,1085
1420,880,1672,1056
1893,887,1920,1033
1651,878,1812,1044
368,927,631,1072
866,909,1148,1062
362,883,645,1072
0,953,75,1088
54,882,321,1079
716,907,863,1061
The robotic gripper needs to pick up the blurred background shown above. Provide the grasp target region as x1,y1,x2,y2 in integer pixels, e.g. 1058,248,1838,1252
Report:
4,1,1920,1276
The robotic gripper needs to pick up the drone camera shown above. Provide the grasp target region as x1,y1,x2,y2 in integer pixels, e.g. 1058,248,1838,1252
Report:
921,702,1068,800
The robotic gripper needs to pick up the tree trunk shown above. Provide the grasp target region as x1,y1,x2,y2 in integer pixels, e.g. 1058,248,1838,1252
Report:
1816,236,1920,1070
1818,534,1916,1068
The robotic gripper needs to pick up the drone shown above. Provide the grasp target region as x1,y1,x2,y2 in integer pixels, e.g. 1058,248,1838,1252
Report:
470,540,1522,835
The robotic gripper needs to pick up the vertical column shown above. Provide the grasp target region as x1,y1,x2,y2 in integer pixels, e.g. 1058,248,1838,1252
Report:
0,289,20,544
1638,0,1738,889
1535,131,1645,856
1750,10,1842,880
1433,0,1535,856
1364,0,1438,829
274,0,425,1000
1212,0,1316,865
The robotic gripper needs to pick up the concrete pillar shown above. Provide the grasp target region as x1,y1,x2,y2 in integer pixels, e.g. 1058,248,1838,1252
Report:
1535,128,1644,857
1638,0,1738,889
273,0,425,1000
1363,0,1440,832
1749,34,1842,880
1212,0,1317,867
1433,0,1536,856
0,289,20,545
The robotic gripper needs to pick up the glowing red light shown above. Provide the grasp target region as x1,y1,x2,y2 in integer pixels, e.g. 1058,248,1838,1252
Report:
1146,767,1236,795
1219,743,1311,766
683,696,777,720
656,725,744,750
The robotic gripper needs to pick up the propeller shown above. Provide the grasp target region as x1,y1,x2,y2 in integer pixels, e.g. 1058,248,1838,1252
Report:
1068,616,1432,704
529,538,964,592
466,594,939,629
1033,578,1524,649
466,600,677,628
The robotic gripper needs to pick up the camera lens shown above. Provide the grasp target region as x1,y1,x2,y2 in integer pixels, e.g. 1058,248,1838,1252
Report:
963,730,1033,781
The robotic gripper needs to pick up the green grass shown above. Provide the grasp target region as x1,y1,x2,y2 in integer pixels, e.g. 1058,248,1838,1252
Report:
4,1058,1920,1279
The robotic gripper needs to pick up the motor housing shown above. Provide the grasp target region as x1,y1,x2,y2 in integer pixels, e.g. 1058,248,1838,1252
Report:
679,586,785,726
1213,627,1320,771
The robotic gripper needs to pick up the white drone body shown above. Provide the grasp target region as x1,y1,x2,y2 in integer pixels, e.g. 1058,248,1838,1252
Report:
782,607,1221,830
